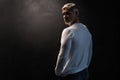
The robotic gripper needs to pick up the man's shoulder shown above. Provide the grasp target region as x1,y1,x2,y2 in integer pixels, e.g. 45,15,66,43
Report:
64,26,75,31
62,28,71,34
62,27,75,37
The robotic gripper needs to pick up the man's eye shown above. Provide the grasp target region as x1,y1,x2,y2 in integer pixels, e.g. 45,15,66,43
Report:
66,12,70,15
63,12,70,15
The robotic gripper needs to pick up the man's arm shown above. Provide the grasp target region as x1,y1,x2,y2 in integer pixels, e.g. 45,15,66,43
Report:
55,29,73,76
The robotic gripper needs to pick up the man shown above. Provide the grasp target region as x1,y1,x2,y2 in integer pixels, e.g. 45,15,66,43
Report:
55,3,92,80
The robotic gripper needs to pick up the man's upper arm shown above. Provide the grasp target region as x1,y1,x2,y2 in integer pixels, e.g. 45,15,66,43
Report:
59,29,74,58
61,29,73,47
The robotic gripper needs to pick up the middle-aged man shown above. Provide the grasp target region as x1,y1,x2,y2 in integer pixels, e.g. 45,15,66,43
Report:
55,3,93,80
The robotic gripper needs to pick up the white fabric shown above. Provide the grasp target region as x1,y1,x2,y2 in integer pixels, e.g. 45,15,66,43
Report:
55,23,92,77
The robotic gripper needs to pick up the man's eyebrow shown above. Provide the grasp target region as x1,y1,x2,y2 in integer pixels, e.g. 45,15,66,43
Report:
62,12,71,15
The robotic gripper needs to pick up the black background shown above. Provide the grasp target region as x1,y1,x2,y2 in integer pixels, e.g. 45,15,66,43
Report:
0,0,119,80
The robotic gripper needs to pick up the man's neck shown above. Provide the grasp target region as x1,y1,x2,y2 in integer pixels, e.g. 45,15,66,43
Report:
69,19,80,26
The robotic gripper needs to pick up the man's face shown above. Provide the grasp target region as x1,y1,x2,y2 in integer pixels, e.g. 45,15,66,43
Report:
62,9,77,26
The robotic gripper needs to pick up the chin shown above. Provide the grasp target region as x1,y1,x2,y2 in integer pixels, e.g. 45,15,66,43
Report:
64,22,70,26
64,23,69,26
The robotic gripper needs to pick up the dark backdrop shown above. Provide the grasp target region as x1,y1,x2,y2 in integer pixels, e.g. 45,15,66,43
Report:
0,0,119,80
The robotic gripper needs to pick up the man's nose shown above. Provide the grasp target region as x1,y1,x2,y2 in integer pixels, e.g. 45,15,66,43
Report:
63,15,66,18
63,15,68,19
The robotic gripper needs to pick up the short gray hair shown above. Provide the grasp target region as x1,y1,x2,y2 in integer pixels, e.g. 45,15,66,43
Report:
62,3,76,10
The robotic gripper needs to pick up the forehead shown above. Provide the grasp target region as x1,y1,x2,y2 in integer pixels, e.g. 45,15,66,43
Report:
62,8,71,13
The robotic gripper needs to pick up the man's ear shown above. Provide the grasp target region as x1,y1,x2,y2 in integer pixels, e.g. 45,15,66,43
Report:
74,9,79,16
